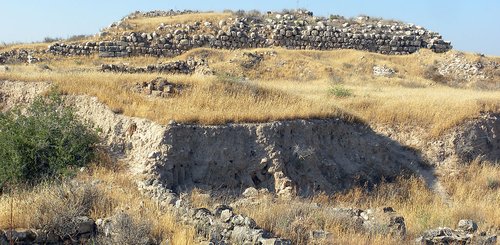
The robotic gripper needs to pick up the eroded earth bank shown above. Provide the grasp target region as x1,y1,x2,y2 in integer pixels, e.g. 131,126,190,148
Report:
1,80,498,244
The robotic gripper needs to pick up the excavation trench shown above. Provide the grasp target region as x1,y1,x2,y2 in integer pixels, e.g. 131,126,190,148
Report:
66,89,429,197
1,81,498,198
2,80,500,242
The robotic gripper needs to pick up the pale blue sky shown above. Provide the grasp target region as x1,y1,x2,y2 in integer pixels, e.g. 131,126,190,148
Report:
1,0,499,55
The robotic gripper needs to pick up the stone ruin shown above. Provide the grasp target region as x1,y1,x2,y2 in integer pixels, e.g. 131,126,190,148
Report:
100,58,211,75
0,50,41,64
133,77,185,98
47,9,452,58
373,65,396,77
416,219,497,244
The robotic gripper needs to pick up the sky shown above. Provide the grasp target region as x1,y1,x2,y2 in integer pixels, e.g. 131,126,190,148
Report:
1,0,499,56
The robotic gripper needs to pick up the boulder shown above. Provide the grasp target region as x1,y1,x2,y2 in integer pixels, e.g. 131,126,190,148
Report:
361,207,406,237
0,65,9,72
457,219,478,233
373,65,396,77
73,216,96,235
0,230,7,245
329,206,406,237
242,187,259,198
416,220,497,245
4,229,36,243
220,209,234,223
310,229,333,241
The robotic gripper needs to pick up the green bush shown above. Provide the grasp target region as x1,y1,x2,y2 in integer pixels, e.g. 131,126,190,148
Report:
329,85,353,98
0,92,98,187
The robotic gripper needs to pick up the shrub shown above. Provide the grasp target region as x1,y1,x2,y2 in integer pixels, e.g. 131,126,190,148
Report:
31,181,106,238
0,91,98,187
66,35,90,42
97,212,152,245
43,37,62,43
329,85,353,98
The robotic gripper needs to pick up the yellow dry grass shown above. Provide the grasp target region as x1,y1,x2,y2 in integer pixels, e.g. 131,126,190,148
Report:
1,159,497,244
0,67,341,124
1,47,499,135
125,12,232,34
0,166,196,244
229,161,500,244
259,79,500,136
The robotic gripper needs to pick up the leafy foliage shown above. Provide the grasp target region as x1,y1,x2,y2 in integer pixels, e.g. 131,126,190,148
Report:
329,85,353,98
0,92,98,187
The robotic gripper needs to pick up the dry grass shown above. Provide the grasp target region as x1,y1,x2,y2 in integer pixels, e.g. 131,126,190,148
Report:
1,48,499,135
0,67,341,124
0,161,497,244
0,166,196,244
258,79,500,136
125,12,232,34
229,161,500,244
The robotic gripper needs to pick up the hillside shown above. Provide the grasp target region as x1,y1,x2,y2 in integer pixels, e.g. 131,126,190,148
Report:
0,9,499,245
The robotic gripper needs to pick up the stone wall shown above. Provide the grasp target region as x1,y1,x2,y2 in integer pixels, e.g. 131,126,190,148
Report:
0,50,41,64
100,58,210,74
47,10,452,58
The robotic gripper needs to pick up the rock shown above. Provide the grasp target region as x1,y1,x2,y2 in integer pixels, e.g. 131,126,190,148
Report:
31,229,48,243
457,219,478,233
179,39,190,46
231,215,246,226
0,65,9,72
259,238,292,245
4,229,36,242
329,207,405,237
416,227,469,244
373,65,396,77
0,231,7,245
416,222,497,245
361,207,406,237
73,216,96,234
310,230,333,240
244,217,257,229
220,209,234,223
242,187,259,198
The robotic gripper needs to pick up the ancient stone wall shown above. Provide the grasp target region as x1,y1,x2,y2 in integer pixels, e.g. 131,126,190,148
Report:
47,10,452,57
100,58,210,74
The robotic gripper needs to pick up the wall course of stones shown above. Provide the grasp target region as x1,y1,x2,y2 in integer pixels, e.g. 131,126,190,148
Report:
47,10,452,58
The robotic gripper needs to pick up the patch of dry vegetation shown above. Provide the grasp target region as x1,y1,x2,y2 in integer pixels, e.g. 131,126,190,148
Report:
220,161,499,244
0,67,341,124
1,48,499,135
125,12,232,34
0,166,196,244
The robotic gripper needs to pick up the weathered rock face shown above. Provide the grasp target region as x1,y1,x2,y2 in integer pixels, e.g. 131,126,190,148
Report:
374,113,500,167
47,10,452,57
151,119,424,196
